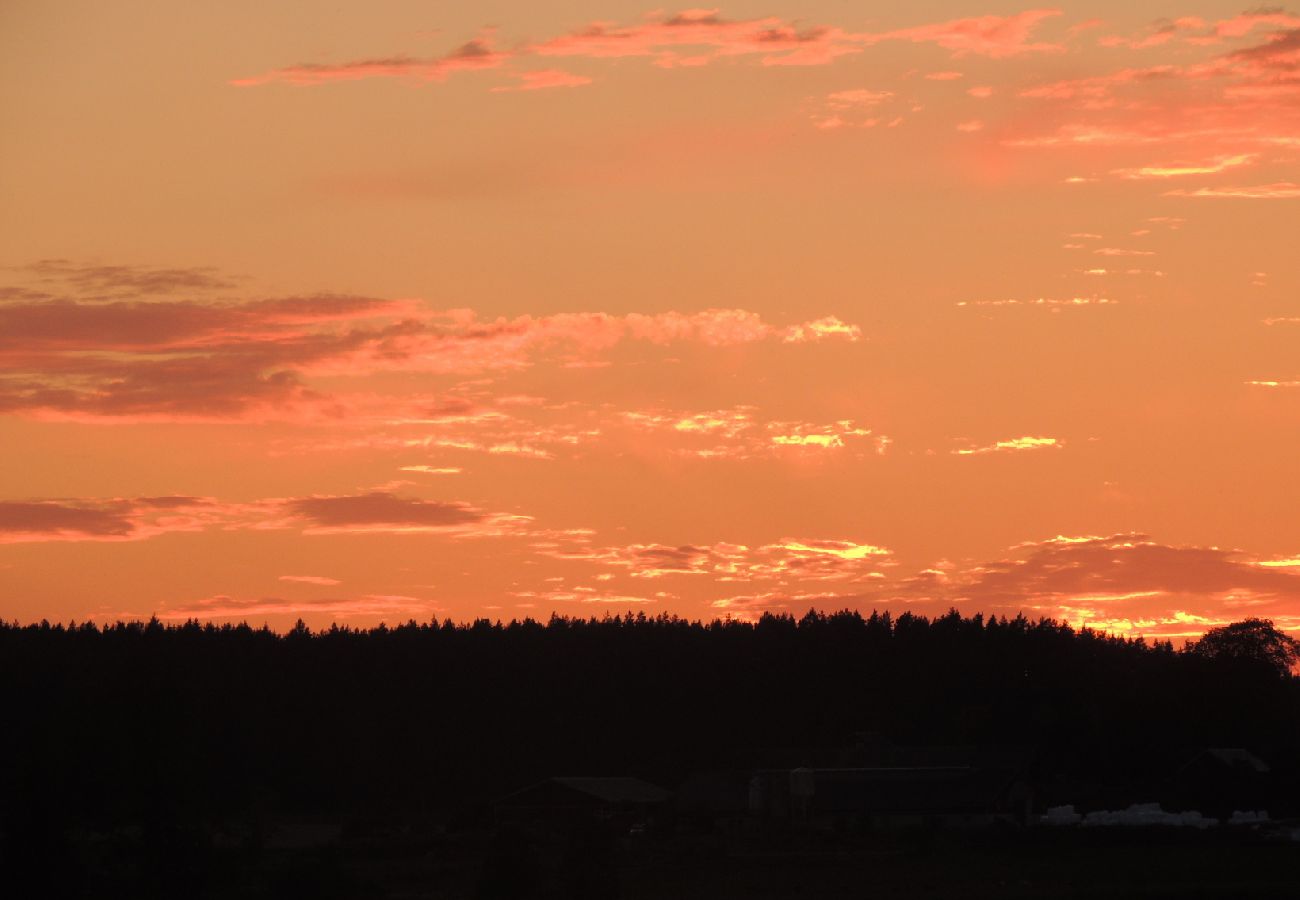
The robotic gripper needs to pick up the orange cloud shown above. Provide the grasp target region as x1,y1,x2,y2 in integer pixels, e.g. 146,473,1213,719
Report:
158,593,437,620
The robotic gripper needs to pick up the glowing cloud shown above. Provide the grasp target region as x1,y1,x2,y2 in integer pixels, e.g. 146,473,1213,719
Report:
954,436,1061,455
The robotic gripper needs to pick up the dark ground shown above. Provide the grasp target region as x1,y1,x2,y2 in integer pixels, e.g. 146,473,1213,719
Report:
9,823,1300,899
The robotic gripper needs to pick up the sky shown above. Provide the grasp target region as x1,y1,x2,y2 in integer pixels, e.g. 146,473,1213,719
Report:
1,2,1297,637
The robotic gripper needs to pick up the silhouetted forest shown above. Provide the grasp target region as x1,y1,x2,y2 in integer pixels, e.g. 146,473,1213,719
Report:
3,610,1299,897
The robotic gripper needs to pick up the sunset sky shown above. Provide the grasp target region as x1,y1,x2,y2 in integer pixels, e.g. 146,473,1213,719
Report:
1,2,1297,637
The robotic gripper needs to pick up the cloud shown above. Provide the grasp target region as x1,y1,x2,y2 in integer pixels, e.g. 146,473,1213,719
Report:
528,526,1300,639
278,575,342,585
953,534,1300,608
234,9,1068,93
0,492,524,542
1165,182,1300,198
781,315,862,342
536,535,892,583
868,9,1064,58
1009,20,1300,171
158,593,436,620
1113,153,1257,179
530,9,859,68
509,587,661,605
618,407,885,460
0,272,862,421
231,38,507,87
0,293,406,353
20,260,235,297
284,492,512,535
809,90,905,130
956,296,1115,309
1094,247,1155,256
953,436,1061,455
0,500,136,541
491,69,593,92
0,497,218,543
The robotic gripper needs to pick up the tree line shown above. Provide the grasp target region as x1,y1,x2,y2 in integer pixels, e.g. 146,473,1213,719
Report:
1,610,1297,830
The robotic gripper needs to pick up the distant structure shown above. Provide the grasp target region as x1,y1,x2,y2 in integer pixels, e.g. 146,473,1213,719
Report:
677,748,1035,832
493,777,669,829
748,764,1034,830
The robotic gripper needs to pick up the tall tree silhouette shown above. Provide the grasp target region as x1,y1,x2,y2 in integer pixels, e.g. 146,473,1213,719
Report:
1186,618,1300,677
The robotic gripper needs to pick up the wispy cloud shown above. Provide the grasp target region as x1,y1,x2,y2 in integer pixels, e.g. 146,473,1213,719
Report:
233,9,1069,91
231,38,507,87
1166,183,1300,199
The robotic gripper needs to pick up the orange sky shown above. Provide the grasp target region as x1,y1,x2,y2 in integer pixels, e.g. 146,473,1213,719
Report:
1,2,1297,638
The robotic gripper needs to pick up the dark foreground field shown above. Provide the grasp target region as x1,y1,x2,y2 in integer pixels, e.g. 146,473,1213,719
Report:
4,612,1299,897
11,825,1300,899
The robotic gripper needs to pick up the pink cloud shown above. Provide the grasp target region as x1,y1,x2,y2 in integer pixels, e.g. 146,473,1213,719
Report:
0,496,222,543
1098,12,1300,50
234,9,1070,94
530,9,859,68
1010,25,1300,170
284,492,529,536
0,267,862,422
868,9,1064,58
